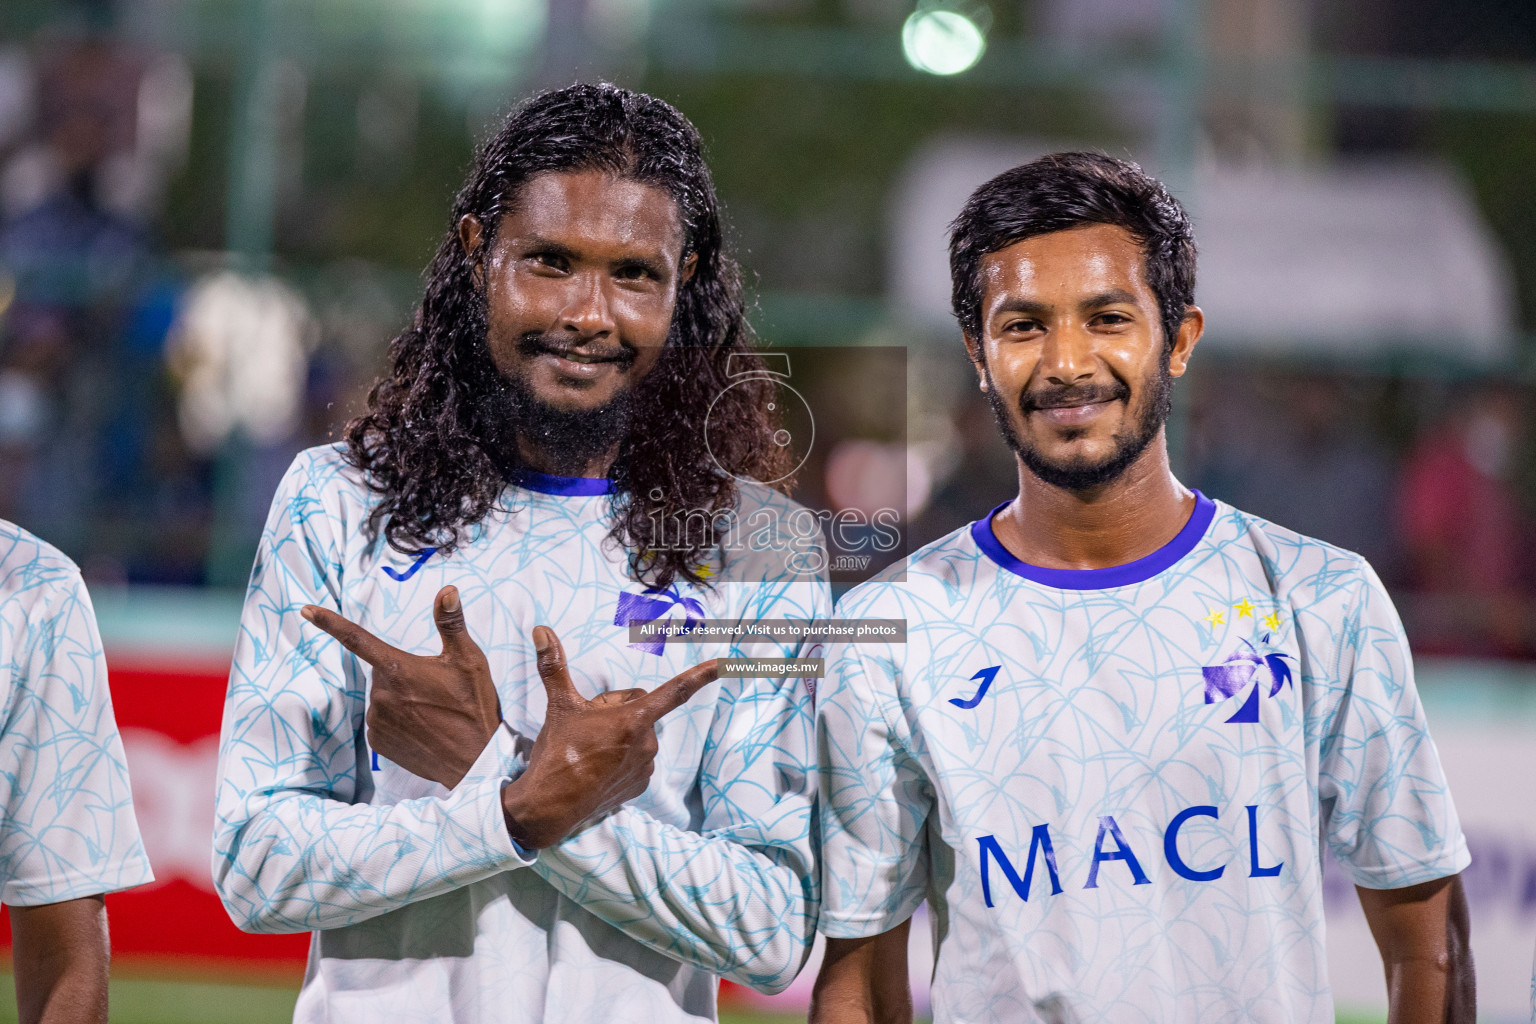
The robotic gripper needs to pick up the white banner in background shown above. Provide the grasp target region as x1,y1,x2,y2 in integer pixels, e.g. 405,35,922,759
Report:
121,728,220,892
1327,718,1536,1023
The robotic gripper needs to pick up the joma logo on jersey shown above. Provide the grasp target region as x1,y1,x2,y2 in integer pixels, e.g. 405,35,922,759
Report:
949,665,1000,709
1203,635,1294,723
975,804,1283,908
380,547,436,582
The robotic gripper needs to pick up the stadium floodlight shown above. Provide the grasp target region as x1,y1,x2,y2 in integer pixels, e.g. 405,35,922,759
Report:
901,9,986,76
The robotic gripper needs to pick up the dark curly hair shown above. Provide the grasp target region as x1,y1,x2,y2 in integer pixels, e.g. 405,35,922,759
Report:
949,152,1197,349
344,83,790,588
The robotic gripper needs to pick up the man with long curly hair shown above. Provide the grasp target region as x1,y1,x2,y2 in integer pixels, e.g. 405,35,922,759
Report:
212,83,829,1023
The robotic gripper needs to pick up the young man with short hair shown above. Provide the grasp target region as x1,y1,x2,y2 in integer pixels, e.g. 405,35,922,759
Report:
214,84,827,1023
811,153,1472,1023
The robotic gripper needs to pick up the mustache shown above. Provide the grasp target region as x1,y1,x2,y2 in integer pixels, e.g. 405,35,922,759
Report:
1019,381,1130,413
516,331,635,368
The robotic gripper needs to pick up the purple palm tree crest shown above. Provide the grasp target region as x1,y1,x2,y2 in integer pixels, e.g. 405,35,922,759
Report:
1203,635,1294,724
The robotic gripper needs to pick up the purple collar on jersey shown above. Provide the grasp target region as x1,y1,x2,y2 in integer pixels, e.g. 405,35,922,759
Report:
514,470,614,496
970,490,1216,590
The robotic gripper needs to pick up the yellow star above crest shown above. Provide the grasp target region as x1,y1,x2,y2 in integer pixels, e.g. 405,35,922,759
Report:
1202,609,1226,628
1233,598,1256,620
693,563,715,579
1262,612,1282,631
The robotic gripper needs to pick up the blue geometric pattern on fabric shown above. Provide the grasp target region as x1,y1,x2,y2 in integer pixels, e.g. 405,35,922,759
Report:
0,519,153,906
213,445,829,1024
817,497,1469,1024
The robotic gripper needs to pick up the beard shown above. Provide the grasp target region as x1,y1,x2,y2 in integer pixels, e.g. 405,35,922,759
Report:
984,351,1174,492
473,331,637,478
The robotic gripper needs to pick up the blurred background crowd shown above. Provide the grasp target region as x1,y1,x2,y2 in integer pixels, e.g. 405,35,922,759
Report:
2,0,1536,1020
2,0,1534,656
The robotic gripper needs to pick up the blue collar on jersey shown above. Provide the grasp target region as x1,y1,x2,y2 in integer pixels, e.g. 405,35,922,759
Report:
970,490,1216,590
514,470,615,496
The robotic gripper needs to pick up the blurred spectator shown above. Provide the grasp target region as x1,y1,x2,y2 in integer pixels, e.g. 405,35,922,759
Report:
1186,370,1398,574
0,36,192,581
909,385,1021,550
1395,385,1536,659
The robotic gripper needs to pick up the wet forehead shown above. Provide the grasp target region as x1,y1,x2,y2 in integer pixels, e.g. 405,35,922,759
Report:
501,169,685,257
978,223,1153,311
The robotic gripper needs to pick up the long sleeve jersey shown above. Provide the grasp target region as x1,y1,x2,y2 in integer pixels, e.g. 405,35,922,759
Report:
213,446,828,1023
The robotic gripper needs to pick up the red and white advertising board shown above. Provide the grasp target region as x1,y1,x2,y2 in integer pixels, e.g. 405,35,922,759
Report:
9,591,1529,1021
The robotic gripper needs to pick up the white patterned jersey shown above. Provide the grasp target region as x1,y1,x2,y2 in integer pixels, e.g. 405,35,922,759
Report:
817,492,1468,1024
214,445,828,1024
0,520,152,904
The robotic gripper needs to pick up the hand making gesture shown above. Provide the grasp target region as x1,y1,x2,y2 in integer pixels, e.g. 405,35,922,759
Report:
301,585,719,850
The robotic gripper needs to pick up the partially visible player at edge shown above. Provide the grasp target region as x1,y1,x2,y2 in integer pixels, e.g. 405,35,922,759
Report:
0,520,153,1024
213,84,827,1023
810,153,1473,1024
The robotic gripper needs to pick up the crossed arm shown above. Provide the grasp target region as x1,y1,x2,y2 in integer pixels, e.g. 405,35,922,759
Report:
809,876,1473,1024
216,581,819,989
302,589,721,850
215,456,824,991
